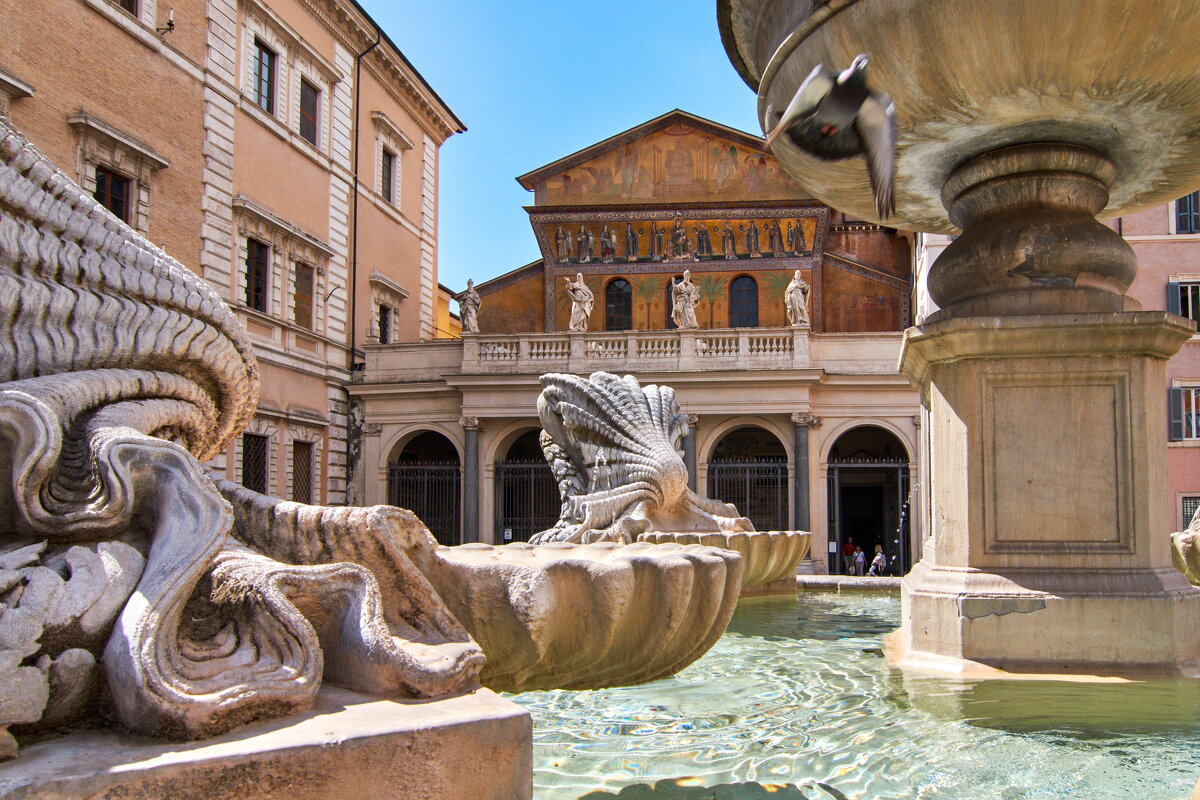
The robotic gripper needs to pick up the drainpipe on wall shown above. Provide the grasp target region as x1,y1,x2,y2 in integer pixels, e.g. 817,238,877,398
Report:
344,25,381,505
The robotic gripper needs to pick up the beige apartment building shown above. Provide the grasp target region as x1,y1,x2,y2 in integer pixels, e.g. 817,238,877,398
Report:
353,111,923,573
1,0,461,505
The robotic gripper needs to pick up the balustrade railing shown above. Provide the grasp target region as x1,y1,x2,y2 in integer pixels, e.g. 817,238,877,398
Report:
363,327,904,382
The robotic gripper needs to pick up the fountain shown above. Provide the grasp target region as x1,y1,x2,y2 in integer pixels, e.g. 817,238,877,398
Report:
0,119,746,798
719,0,1200,678
526,371,812,592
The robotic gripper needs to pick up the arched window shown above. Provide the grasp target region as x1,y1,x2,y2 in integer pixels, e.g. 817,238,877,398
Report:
605,278,632,331
729,275,758,327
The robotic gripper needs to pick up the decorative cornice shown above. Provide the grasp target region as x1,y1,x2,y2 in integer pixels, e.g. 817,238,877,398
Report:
0,66,34,100
67,112,169,171
370,111,414,149
369,269,410,299
233,195,336,259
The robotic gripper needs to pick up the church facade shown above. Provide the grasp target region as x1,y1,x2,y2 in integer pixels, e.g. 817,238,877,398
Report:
352,111,921,573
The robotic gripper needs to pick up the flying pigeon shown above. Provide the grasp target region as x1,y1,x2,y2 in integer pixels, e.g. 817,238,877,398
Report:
763,54,896,220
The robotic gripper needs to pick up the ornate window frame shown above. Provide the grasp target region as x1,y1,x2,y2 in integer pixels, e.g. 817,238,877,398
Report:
368,269,410,343
233,195,334,332
372,111,413,208
285,424,324,504
237,417,279,495
68,112,169,237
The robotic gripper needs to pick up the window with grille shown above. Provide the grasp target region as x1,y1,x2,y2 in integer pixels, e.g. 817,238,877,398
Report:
242,433,269,494
245,239,269,312
294,263,314,329
1168,282,1200,323
94,167,130,222
1170,387,1200,441
299,79,319,145
1184,496,1200,529
605,279,632,331
730,275,759,327
253,40,276,114
379,304,393,344
381,150,396,203
292,440,313,504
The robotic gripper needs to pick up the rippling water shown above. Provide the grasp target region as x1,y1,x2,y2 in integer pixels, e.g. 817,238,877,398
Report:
509,592,1200,800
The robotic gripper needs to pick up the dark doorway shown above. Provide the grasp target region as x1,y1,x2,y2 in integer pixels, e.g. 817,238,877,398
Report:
827,426,911,575
388,431,461,546
707,426,788,531
495,430,559,543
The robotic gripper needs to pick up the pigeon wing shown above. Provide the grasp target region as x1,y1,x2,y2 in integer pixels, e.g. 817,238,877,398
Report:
764,64,837,148
855,92,896,220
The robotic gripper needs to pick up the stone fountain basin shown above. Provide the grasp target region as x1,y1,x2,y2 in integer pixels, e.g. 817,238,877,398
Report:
718,0,1200,231
637,531,810,590
422,541,743,693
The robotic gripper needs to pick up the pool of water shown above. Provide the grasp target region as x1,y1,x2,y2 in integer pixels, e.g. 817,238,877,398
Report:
510,592,1200,800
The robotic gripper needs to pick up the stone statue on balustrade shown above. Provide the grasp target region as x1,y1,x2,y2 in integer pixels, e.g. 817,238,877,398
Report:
565,272,594,332
785,269,811,326
529,372,753,544
0,118,746,776
671,269,700,330
455,279,481,334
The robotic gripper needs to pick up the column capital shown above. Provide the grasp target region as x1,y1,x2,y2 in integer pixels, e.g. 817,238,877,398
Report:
361,423,382,436
684,413,699,427
458,416,483,431
791,412,822,428
911,414,921,429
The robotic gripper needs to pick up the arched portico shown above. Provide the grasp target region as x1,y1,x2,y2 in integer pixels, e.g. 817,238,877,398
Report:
493,429,558,542
706,424,790,531
823,424,912,576
387,430,462,546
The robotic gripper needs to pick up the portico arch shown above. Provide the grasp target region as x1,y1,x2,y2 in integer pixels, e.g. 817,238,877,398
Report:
706,424,789,531
387,429,461,546
824,424,911,576
493,428,558,543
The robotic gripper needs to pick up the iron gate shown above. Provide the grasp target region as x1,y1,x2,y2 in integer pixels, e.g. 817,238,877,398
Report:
707,459,788,531
387,462,461,546
495,459,559,542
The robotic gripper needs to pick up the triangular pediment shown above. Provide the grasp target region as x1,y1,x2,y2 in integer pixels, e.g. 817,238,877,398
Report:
517,110,810,206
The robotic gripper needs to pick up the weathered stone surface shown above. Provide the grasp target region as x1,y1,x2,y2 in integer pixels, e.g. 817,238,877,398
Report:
0,686,532,800
530,372,752,544
0,118,484,755
424,541,743,692
1172,505,1200,585
638,531,810,587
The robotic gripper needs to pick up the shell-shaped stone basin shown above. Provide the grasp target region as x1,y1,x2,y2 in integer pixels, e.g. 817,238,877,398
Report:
638,531,810,587
423,541,743,693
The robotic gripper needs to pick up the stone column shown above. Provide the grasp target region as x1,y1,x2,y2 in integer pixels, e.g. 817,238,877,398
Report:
791,413,821,573
459,416,482,544
683,414,699,492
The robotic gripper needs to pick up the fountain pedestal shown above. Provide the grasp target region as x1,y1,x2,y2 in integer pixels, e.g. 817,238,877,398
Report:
892,312,1200,676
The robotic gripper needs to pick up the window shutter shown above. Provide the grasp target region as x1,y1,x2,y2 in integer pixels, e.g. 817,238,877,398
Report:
1168,282,1182,315
1191,193,1200,234
1170,387,1185,442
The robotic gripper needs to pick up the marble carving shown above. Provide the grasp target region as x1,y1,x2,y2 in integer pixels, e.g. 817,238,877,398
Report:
638,531,811,587
0,119,747,761
1172,506,1200,586
0,121,488,757
529,372,753,544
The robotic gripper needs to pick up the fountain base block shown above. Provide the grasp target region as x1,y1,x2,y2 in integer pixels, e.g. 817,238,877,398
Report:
896,312,1200,678
0,686,532,800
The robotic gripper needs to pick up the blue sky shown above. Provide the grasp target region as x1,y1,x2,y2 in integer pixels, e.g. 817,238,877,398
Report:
363,0,763,294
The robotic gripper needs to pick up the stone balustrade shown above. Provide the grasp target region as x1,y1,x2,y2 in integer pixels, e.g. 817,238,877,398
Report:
361,328,906,383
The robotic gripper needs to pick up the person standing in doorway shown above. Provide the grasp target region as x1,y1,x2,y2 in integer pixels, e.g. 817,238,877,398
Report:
854,546,866,576
841,537,856,575
868,544,887,577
